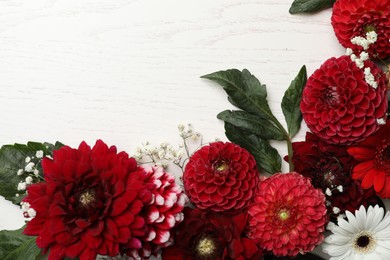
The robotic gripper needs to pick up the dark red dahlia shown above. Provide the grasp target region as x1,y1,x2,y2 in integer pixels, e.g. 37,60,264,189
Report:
22,140,152,260
247,173,327,257
331,0,390,59
348,120,390,198
289,132,381,219
125,165,188,259
301,55,388,145
183,141,259,213
161,208,262,260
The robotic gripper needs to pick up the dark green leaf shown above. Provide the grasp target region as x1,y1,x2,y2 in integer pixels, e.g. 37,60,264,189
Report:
289,0,335,14
0,226,41,260
0,141,64,205
224,123,282,174
281,65,307,138
217,110,286,141
201,69,274,121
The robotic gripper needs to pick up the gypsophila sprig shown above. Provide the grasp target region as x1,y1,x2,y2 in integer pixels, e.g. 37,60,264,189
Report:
134,124,204,172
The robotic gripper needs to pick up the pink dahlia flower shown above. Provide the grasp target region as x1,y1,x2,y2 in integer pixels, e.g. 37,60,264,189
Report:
247,173,327,257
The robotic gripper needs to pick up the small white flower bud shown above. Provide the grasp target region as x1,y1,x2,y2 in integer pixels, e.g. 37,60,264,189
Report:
27,208,36,218
336,185,343,192
25,176,33,185
25,162,35,172
325,188,332,196
35,150,44,159
333,207,341,214
17,169,24,176
377,118,386,125
17,182,27,191
346,48,353,56
25,156,31,163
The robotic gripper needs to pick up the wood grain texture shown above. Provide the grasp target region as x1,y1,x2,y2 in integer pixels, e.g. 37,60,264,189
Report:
0,0,388,258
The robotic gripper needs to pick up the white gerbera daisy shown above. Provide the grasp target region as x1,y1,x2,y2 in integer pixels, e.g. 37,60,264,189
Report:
322,205,390,260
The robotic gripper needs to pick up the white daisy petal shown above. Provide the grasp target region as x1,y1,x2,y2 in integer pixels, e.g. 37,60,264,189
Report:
323,205,390,259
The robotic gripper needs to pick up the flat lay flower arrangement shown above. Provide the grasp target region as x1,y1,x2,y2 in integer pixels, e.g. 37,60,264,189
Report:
0,0,389,259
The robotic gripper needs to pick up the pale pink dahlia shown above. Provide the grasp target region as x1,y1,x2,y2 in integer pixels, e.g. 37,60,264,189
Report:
247,173,327,257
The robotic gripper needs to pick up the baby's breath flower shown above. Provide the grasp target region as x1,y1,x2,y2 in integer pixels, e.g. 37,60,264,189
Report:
359,51,369,61
332,206,341,214
27,208,36,218
377,118,386,125
17,182,27,191
25,156,31,163
25,176,33,185
35,150,44,159
17,169,24,176
24,162,35,172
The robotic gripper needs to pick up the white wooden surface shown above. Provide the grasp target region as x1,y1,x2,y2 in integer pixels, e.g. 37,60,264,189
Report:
0,0,388,258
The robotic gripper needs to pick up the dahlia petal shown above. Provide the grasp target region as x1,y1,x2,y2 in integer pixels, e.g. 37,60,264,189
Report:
228,238,244,258
155,230,170,244
130,216,145,229
110,197,128,216
147,206,160,223
89,221,104,236
217,185,231,196
79,247,98,260
105,218,119,237
127,237,142,249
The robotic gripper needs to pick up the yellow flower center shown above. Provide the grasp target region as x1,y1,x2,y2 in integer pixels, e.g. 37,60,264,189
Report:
215,161,229,172
197,237,216,257
79,190,95,207
353,231,376,254
279,209,290,221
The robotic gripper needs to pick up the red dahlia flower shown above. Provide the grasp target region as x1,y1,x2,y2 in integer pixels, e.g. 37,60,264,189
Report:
161,208,262,260
183,141,259,212
247,173,327,257
290,132,381,220
348,120,390,198
301,55,388,145
23,140,151,260
125,165,187,259
331,0,390,59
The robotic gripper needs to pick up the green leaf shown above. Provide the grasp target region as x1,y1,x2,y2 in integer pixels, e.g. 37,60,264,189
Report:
0,141,64,205
281,65,307,138
289,0,336,14
224,123,282,174
201,69,275,121
217,110,286,141
0,226,41,260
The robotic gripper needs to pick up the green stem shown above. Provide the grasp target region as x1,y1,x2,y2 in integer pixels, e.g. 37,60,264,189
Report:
269,114,294,172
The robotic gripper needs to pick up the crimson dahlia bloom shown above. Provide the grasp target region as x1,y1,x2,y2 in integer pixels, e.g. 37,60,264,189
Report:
348,120,390,198
301,56,387,145
247,173,327,257
23,140,152,260
331,0,390,59
290,132,381,220
183,141,259,212
161,208,262,260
